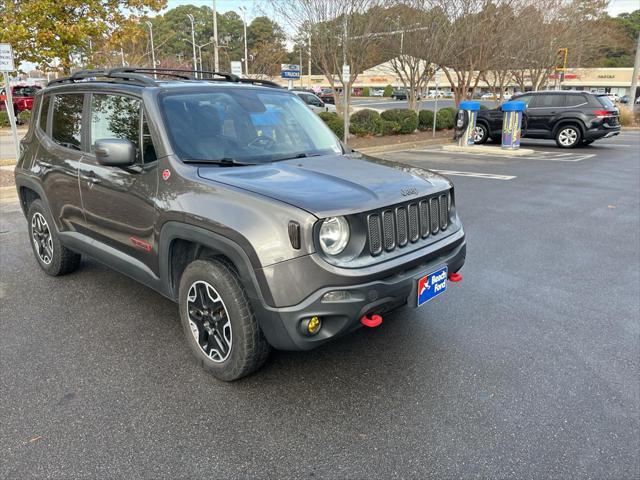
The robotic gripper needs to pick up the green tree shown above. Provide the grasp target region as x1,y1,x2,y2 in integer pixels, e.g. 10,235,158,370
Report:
247,16,287,76
0,0,165,72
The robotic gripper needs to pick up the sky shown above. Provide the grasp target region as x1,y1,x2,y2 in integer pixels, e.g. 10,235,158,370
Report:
15,0,640,73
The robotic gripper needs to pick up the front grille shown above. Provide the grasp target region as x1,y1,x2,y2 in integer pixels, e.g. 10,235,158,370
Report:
367,192,451,256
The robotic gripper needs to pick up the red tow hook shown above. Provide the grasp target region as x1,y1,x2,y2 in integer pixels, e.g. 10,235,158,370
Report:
448,272,462,282
360,314,383,328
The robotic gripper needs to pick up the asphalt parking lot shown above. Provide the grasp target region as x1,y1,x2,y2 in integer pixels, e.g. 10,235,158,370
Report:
1,132,639,479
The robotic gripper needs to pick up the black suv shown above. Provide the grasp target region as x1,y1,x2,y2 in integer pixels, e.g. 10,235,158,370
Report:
15,68,465,381
474,91,620,148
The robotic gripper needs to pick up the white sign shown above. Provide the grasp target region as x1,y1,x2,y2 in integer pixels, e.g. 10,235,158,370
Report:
0,44,15,72
280,64,300,72
342,64,350,83
230,61,243,77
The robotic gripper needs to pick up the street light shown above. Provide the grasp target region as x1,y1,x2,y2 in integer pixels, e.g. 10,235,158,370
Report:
187,13,198,77
145,21,156,78
239,6,249,76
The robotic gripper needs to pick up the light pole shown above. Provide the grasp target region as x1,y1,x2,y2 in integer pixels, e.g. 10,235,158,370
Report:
187,13,198,77
145,21,156,78
212,0,219,71
239,6,249,75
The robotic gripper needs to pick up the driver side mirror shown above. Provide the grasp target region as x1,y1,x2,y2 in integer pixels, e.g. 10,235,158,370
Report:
94,139,136,166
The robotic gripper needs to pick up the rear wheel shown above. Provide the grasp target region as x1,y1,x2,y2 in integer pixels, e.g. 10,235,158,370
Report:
473,123,489,144
27,200,81,276
555,125,582,148
178,259,270,381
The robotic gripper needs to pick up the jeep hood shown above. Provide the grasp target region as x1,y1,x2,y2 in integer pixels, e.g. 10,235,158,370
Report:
197,153,452,218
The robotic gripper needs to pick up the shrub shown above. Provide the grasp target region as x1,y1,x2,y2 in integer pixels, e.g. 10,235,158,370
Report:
418,109,434,131
362,87,370,97
0,111,9,128
350,109,380,135
18,109,31,124
380,108,418,134
318,112,344,138
618,106,638,127
435,107,455,130
378,119,399,136
383,84,393,97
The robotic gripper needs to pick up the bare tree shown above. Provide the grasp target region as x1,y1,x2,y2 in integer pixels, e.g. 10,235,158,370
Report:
271,0,387,141
375,1,451,111
432,0,511,105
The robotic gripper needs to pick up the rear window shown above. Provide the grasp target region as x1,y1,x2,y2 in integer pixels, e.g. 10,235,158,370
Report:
39,95,50,132
596,95,615,109
51,94,84,151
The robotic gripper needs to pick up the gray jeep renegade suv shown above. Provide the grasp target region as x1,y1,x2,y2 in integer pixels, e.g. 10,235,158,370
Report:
15,68,466,380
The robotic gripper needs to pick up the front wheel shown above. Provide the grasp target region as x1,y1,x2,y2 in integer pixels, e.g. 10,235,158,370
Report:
555,125,582,148
178,259,271,381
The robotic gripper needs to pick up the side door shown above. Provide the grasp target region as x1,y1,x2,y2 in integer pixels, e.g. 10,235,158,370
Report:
38,92,86,233
78,92,159,270
526,94,564,138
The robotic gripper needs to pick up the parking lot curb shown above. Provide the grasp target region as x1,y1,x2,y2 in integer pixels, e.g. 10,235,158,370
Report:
0,159,16,166
442,145,536,156
356,138,450,155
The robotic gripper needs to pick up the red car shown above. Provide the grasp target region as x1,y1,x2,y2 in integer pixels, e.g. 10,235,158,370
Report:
0,84,42,114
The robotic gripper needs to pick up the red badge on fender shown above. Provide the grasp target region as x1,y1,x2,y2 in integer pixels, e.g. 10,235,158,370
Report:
162,169,171,181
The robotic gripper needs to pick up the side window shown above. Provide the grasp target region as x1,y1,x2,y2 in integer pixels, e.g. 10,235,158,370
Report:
39,95,50,132
564,95,586,107
51,94,84,150
90,93,141,157
534,95,564,108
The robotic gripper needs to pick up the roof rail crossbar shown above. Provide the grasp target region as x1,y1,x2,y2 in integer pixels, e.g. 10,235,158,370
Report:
47,68,156,86
46,66,283,89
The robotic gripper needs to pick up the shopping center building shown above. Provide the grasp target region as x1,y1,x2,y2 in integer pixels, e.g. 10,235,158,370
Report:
278,61,638,98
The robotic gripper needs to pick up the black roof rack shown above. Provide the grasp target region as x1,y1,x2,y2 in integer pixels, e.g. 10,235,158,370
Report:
47,67,283,89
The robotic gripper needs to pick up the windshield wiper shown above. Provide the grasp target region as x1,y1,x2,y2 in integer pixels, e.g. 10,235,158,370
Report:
271,152,323,162
184,157,256,166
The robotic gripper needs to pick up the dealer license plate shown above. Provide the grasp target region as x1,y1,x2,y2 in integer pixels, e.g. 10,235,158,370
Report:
417,266,448,306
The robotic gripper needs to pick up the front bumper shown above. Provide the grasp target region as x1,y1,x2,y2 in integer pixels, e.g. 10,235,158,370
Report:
252,234,466,350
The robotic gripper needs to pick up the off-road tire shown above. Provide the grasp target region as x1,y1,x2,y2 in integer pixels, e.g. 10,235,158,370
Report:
27,200,81,276
178,259,271,381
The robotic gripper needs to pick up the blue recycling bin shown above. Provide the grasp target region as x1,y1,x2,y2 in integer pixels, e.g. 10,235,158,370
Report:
457,101,480,146
501,101,527,149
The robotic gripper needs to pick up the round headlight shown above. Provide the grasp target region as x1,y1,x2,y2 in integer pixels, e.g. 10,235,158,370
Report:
319,216,350,255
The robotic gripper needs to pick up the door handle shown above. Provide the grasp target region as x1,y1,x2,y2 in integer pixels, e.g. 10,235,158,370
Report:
81,171,101,184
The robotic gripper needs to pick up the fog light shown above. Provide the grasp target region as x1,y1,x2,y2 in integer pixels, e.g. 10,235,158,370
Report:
301,316,322,336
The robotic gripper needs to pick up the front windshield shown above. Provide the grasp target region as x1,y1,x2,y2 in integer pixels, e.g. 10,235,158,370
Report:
160,88,343,163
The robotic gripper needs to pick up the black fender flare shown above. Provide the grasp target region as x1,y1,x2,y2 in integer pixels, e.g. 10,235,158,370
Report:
158,221,274,306
14,174,51,219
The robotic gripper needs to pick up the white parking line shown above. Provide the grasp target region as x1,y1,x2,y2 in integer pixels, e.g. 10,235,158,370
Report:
431,169,516,180
412,147,595,162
